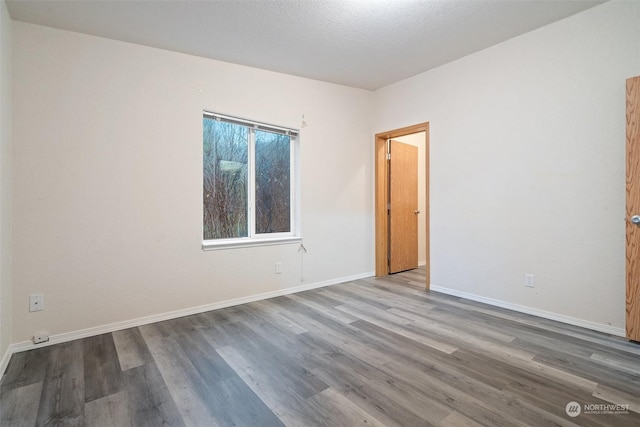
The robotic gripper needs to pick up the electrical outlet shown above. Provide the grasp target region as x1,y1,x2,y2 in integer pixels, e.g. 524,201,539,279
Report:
275,262,282,274
33,331,49,344
29,294,44,312
525,273,535,288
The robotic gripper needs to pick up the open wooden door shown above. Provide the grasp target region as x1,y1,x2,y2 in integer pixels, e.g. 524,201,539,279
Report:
627,76,640,342
389,140,418,273
374,122,429,287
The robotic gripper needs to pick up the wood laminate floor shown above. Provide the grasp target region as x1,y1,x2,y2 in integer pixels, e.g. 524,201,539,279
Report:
1,267,640,426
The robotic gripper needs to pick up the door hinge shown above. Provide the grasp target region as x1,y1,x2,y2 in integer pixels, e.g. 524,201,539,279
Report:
386,153,391,160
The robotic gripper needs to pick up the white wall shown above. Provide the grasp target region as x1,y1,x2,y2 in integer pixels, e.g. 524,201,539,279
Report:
374,0,640,332
0,0,13,365
393,132,427,265
10,1,638,346
11,22,374,343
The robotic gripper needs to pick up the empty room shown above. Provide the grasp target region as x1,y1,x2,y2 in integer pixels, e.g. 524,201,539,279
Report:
1,0,640,425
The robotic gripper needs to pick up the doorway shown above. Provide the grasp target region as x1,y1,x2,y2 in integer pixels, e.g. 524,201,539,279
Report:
375,122,430,289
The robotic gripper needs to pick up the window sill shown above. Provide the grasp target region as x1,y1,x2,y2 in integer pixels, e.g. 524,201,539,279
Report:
202,236,302,251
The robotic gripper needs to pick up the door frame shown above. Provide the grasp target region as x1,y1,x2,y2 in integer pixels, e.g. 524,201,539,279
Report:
626,76,640,341
375,122,430,289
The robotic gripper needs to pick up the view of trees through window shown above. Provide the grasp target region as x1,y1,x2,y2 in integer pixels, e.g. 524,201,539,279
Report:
203,119,248,239
203,115,292,240
255,130,291,233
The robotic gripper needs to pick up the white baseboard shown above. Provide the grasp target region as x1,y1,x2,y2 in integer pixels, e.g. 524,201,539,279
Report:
2,271,375,377
0,345,11,381
418,260,427,267
4,273,625,380
430,285,626,337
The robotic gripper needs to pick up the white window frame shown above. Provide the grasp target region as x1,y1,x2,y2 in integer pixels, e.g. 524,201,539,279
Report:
202,111,301,250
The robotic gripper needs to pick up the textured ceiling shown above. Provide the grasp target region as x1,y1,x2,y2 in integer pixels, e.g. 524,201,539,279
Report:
6,0,605,90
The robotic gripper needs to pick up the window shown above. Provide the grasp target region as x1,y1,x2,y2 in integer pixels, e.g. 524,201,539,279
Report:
202,112,300,249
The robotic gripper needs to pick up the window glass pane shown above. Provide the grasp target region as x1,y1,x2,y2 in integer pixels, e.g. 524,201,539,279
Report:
255,130,291,234
203,118,248,239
